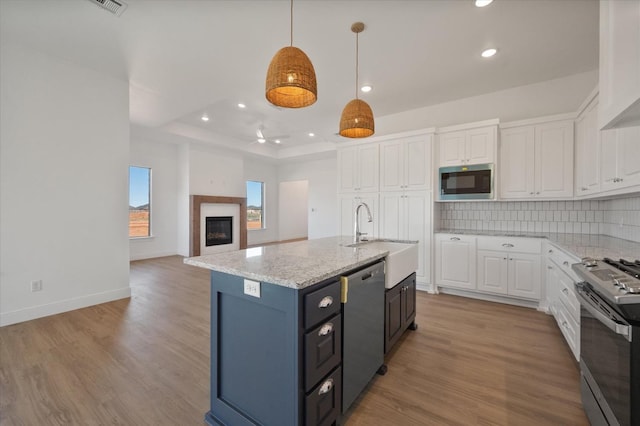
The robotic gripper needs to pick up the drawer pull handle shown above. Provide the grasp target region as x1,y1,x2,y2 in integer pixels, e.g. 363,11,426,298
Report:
319,379,333,395
562,288,569,295
502,243,514,248
318,323,334,336
548,249,553,253
318,296,333,309
563,261,569,266
450,237,460,241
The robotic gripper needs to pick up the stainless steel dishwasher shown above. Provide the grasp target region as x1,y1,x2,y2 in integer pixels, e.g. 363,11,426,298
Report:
341,260,385,413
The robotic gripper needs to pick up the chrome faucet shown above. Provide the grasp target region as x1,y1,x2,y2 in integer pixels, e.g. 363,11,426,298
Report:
354,202,373,244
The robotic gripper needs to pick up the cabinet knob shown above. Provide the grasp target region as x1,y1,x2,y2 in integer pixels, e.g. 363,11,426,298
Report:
548,266,553,269
318,296,333,309
318,322,334,337
581,187,588,191
562,288,569,295
562,321,568,327
548,249,553,253
450,237,461,241
536,192,540,195
563,261,569,266
502,243,514,248
318,378,334,395
529,192,535,195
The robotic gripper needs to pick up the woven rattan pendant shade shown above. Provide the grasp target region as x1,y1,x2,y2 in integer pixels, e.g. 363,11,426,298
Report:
339,22,374,138
339,99,374,138
266,46,317,108
265,0,317,108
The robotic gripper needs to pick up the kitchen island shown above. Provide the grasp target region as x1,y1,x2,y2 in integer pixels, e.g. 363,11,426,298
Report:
184,236,415,426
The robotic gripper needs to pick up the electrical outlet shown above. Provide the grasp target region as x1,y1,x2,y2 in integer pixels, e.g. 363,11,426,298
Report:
30,280,43,292
243,279,260,298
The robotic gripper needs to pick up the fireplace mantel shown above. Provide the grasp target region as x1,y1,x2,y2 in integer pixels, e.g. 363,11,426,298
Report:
190,195,247,256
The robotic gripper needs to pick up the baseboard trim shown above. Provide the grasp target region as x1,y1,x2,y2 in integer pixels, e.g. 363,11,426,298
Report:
0,287,131,327
130,251,178,261
437,287,540,309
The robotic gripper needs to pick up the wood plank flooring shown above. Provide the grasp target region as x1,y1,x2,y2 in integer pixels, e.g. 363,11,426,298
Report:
0,255,588,425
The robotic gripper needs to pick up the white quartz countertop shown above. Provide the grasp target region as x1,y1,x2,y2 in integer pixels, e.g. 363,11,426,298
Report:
435,229,640,260
184,236,416,289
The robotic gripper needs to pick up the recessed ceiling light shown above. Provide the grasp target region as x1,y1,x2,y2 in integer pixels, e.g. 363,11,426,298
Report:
201,114,210,122
308,132,315,137
274,139,281,144
481,48,497,58
475,0,493,7
237,103,246,109
257,138,266,144
360,85,372,93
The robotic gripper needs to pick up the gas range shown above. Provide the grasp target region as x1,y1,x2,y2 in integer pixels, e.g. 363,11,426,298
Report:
572,257,640,307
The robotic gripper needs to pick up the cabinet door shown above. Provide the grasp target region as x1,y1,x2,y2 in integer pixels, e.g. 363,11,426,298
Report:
403,276,416,325
337,147,358,193
357,145,379,192
600,128,619,191
379,192,403,240
617,126,640,188
535,121,574,198
576,99,601,196
466,126,495,165
500,126,535,199
546,261,560,316
508,253,541,300
405,136,431,190
385,284,403,352
405,191,430,282
438,130,466,167
477,250,508,295
435,234,476,289
379,141,403,191
339,194,378,239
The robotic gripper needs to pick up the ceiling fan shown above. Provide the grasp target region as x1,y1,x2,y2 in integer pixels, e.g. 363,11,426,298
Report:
253,125,289,145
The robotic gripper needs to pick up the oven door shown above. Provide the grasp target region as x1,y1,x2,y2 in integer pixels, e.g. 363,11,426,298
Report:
576,282,632,426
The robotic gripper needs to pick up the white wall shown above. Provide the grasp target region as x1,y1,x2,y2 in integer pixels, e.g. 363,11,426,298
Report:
376,70,598,135
129,138,179,260
279,180,309,241
176,144,190,256
245,158,279,246
0,42,131,326
189,144,245,197
278,156,338,239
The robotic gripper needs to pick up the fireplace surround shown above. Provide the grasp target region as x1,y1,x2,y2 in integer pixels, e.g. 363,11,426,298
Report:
190,195,247,256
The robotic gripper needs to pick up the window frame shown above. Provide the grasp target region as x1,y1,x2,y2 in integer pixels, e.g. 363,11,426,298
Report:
129,165,152,239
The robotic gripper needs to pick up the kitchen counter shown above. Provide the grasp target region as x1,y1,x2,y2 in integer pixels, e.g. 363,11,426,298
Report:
184,236,412,289
435,229,640,260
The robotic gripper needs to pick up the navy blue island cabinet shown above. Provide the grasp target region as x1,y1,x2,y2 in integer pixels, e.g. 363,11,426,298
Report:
205,270,345,426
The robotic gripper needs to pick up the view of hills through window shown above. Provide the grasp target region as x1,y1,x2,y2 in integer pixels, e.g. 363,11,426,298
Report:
129,166,151,237
247,180,264,229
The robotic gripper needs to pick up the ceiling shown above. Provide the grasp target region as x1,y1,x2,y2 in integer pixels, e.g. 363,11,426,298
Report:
0,0,599,160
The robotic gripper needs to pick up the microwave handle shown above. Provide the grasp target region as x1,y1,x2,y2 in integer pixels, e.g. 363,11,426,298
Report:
575,283,632,342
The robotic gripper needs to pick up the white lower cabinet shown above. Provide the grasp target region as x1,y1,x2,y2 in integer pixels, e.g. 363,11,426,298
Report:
435,234,476,290
545,242,580,361
379,191,431,285
477,250,541,299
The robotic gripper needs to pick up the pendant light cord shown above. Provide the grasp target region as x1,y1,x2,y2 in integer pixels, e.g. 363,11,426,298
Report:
290,0,293,46
355,31,359,99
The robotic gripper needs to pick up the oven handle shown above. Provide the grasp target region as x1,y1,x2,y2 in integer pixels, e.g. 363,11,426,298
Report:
575,283,632,342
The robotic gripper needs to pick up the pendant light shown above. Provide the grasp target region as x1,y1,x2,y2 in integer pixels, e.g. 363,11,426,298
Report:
339,22,374,138
265,0,317,108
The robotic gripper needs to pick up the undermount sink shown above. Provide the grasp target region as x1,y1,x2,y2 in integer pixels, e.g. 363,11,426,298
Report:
348,240,419,289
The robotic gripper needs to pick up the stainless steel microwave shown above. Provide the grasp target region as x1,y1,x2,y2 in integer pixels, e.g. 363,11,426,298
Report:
439,163,494,200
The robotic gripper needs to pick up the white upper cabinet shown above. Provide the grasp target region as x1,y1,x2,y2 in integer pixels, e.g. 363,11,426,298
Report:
338,192,379,239
598,0,640,130
500,118,574,199
437,123,497,167
380,134,432,192
600,126,640,192
337,144,379,193
575,94,601,196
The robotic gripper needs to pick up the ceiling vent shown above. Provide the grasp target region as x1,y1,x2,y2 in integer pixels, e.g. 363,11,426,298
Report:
87,0,128,17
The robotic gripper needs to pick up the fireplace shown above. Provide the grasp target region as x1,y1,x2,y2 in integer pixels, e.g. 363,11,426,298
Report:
206,216,233,246
190,195,247,256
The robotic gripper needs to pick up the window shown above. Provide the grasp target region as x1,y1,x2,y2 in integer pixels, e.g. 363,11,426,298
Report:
129,166,151,237
246,180,264,230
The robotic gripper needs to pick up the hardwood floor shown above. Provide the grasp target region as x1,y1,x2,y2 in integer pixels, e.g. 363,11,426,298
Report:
0,255,588,425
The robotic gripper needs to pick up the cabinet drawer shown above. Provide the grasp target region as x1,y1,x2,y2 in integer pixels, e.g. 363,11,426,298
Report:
558,273,580,322
546,244,580,282
305,280,341,329
477,236,541,253
305,366,342,426
556,305,579,361
305,314,342,392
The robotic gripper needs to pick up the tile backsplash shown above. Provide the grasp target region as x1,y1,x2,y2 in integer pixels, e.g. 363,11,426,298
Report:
438,195,640,243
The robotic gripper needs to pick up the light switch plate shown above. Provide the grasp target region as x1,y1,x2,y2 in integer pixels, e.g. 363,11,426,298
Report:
244,279,261,298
